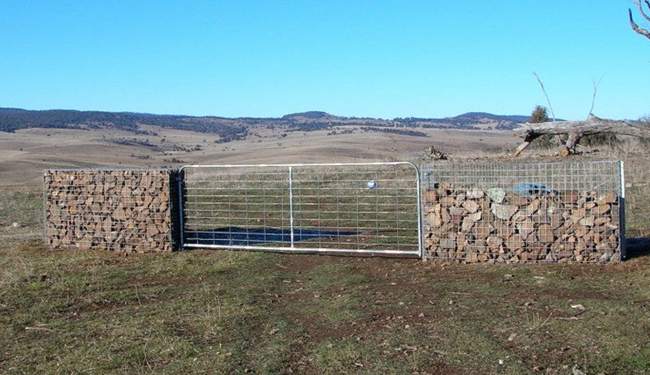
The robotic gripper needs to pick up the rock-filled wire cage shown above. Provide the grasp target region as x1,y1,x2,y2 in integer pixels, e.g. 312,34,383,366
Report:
421,160,624,263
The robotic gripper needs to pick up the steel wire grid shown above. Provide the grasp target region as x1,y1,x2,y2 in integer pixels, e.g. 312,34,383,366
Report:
422,160,621,193
421,160,625,262
180,162,422,257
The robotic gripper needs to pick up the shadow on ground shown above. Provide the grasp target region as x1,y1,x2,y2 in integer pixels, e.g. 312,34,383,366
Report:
184,226,356,247
625,237,650,259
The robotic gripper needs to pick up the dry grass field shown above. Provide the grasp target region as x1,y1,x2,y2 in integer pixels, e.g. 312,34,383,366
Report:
0,126,515,186
1,125,649,373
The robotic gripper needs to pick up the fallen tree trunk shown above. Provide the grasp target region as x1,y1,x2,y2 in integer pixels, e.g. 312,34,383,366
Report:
513,115,650,157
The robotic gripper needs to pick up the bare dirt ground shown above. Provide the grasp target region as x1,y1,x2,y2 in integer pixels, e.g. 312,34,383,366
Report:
1,125,649,373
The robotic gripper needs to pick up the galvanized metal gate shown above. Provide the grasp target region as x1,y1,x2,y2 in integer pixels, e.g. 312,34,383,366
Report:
178,162,422,257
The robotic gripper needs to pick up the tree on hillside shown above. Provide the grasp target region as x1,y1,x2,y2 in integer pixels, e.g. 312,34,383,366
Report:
529,105,550,123
629,0,650,39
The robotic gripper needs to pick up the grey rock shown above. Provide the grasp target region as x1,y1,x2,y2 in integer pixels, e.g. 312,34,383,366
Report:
487,188,506,203
466,189,484,199
440,238,456,249
491,204,518,220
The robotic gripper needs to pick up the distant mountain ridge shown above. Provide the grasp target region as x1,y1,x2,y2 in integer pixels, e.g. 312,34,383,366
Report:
0,107,533,141
281,110,529,124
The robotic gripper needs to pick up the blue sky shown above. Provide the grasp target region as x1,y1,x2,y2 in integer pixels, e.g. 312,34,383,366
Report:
1,0,648,120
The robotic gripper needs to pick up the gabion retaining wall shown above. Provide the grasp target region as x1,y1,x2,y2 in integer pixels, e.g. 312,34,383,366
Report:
422,160,624,264
44,169,174,253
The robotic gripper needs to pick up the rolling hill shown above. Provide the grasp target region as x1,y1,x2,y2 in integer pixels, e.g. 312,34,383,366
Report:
0,107,532,142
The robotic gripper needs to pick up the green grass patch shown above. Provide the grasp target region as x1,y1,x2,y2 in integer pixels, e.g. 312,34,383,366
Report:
1,241,650,373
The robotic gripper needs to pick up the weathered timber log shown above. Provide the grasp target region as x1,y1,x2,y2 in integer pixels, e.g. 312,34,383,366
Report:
513,115,650,157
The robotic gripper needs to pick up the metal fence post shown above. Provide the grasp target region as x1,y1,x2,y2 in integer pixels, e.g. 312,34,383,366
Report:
619,160,626,260
177,168,185,250
288,166,295,248
414,163,423,259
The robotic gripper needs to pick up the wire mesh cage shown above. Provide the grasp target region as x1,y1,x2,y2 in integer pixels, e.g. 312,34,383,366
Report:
44,169,173,252
421,160,624,263
180,163,422,256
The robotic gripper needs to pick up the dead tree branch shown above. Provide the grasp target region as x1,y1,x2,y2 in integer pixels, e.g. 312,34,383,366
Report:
630,0,650,39
533,72,556,121
588,76,604,117
637,0,650,21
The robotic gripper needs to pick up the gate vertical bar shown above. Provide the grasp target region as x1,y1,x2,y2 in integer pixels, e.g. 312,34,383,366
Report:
177,168,185,250
619,161,626,260
288,166,295,248
415,163,423,258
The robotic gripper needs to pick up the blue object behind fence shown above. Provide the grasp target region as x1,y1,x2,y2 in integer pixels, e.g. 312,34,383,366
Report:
512,183,555,196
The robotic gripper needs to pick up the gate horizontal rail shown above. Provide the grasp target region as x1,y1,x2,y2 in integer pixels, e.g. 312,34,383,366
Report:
179,162,423,257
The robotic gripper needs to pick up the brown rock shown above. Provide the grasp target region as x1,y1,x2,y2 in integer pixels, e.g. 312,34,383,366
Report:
579,216,595,227
467,252,479,263
113,206,127,221
441,208,451,225
428,211,443,228
440,181,452,191
505,234,524,250
462,200,480,214
424,190,438,203
538,224,554,243
526,199,541,216
146,224,159,236
509,194,530,207
597,191,617,205
593,224,607,233
550,212,563,229
517,219,535,238
575,225,589,238
472,223,493,240
467,211,482,222
440,196,456,207
493,221,514,237
594,204,611,215
449,207,465,225
461,212,481,232
456,233,467,251
461,216,475,232
561,191,579,205
571,208,586,224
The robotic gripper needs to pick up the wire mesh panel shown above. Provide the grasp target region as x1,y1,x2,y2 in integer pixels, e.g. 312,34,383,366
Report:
421,160,624,263
180,162,422,257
